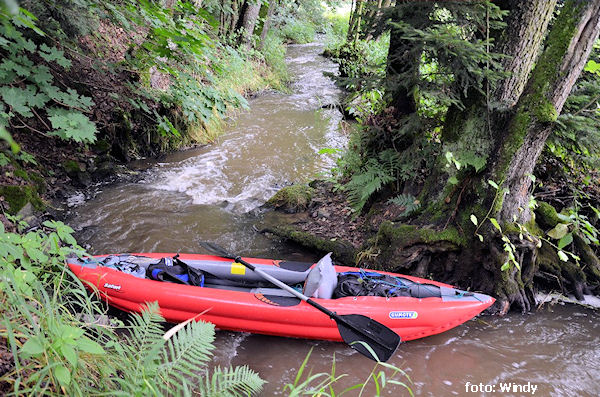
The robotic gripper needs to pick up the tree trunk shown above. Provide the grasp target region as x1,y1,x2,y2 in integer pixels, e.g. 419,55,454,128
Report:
494,0,558,109
495,0,600,223
230,1,241,34
259,1,277,51
378,0,600,313
347,0,365,44
239,2,261,50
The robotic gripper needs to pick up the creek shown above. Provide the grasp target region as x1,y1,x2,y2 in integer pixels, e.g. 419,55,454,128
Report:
67,42,600,396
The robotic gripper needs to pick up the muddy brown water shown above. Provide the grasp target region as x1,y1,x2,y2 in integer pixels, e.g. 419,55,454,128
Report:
67,42,599,396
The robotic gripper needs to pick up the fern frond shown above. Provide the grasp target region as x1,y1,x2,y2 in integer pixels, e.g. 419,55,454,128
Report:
122,302,166,384
159,320,215,391
388,194,421,217
198,365,265,397
345,158,395,212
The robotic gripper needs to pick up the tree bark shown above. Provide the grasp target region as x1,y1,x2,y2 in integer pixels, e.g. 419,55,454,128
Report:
494,0,558,109
379,0,600,313
239,2,261,50
496,0,600,223
259,1,277,51
230,1,241,34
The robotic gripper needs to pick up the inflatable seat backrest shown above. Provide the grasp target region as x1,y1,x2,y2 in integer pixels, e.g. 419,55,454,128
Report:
303,253,338,299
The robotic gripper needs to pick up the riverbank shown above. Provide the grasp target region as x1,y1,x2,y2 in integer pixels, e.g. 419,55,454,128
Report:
0,1,301,230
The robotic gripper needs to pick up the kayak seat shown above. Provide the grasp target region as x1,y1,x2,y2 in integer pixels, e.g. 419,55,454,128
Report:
303,253,337,299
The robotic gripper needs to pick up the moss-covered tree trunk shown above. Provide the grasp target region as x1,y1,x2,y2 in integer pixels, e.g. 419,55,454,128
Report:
380,0,600,313
258,0,277,51
495,1,600,223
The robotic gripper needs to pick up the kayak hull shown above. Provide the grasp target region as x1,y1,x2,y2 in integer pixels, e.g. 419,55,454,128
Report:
68,253,494,342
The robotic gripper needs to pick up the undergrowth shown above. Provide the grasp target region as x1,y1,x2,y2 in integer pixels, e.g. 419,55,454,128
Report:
0,217,265,395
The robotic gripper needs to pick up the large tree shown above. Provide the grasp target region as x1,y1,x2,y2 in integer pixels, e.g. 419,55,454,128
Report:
367,0,600,313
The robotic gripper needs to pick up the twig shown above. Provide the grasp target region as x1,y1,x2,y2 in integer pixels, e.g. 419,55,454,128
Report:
573,93,600,117
444,177,469,230
11,117,49,138
31,108,51,130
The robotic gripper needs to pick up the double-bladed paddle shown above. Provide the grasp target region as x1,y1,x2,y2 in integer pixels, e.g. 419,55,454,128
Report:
199,242,401,362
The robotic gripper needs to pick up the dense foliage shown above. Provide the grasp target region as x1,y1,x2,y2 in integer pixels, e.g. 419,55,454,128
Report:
0,8,97,144
0,218,265,395
320,0,600,312
326,1,507,213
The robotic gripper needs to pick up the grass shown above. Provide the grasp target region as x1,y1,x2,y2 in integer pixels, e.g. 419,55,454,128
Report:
282,348,413,396
280,19,317,44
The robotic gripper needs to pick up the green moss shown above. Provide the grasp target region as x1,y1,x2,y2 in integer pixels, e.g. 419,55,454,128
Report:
92,139,111,154
535,201,561,229
535,99,558,123
496,264,523,297
495,108,530,179
27,172,46,194
377,221,467,247
13,169,28,180
266,185,314,213
62,160,82,174
266,224,357,264
0,185,45,215
493,1,582,182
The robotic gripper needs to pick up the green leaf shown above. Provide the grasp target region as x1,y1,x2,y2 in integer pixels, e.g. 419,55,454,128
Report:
60,344,78,368
448,176,458,185
501,262,510,271
47,108,97,143
557,233,573,249
477,233,483,242
585,59,600,75
0,125,20,153
59,325,85,341
556,213,571,222
22,336,45,356
77,336,105,355
547,223,569,240
54,364,71,386
0,86,32,117
0,58,30,78
569,252,580,261
490,218,502,232
21,38,36,53
39,44,71,69
487,180,499,190
557,250,569,262
470,214,478,226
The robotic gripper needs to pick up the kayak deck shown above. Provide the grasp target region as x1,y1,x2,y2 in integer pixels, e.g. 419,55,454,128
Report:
68,253,495,342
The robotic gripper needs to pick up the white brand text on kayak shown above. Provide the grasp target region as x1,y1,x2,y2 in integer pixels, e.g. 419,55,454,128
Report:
389,311,418,319
103,283,122,291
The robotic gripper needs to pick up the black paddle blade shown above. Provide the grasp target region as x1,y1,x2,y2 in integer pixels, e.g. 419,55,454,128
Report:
336,314,400,362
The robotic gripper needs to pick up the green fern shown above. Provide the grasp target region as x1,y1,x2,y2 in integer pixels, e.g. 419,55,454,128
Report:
109,302,264,396
159,319,215,390
345,149,403,213
388,193,421,217
199,365,265,397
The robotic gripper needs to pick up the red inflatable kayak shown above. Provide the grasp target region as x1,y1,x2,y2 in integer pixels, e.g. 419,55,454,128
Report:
68,253,494,342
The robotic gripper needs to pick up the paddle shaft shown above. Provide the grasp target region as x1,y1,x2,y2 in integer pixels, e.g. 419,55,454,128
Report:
198,241,399,360
232,256,391,345
232,256,310,303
